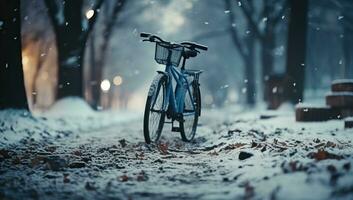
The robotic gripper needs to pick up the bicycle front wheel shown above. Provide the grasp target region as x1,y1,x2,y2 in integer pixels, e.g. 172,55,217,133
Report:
143,74,166,144
180,84,200,142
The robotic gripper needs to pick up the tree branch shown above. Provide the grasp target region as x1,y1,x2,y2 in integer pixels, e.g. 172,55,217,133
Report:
225,0,247,59
98,0,126,64
103,0,126,36
43,0,60,32
86,0,105,35
272,0,289,25
238,0,265,41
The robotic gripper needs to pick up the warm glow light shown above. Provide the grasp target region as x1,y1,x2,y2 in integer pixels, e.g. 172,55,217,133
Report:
22,55,30,72
113,75,123,86
22,56,29,65
85,9,95,19
100,79,111,92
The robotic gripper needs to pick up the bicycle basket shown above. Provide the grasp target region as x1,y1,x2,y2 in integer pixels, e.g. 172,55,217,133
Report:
155,42,183,67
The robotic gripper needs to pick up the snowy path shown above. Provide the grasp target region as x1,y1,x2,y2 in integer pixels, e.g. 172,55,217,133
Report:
1,108,353,200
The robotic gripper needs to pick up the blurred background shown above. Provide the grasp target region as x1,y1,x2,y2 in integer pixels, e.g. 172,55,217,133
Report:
19,0,353,111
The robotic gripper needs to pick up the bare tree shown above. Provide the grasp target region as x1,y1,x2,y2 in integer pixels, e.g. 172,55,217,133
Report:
44,0,104,99
30,40,52,107
0,0,28,110
341,0,353,78
285,0,309,103
89,0,126,109
225,0,256,106
22,0,52,108
238,0,288,82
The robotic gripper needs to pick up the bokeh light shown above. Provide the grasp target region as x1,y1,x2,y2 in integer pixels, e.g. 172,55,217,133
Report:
100,79,111,92
85,9,94,19
113,75,123,86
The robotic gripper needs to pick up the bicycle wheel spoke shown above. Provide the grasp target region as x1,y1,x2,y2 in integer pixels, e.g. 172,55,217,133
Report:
182,86,197,139
147,80,165,141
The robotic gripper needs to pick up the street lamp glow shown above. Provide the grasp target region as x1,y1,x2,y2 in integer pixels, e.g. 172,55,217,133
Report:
85,9,94,19
100,79,111,92
22,56,29,65
113,75,123,86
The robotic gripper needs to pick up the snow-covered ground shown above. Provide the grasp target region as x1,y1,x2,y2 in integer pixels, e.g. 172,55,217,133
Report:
0,99,352,199
0,98,139,147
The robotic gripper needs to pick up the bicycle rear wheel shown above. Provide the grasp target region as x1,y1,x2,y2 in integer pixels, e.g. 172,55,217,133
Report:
180,83,200,142
143,74,166,144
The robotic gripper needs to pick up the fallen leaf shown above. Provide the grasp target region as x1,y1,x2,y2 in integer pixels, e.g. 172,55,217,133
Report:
222,143,247,151
119,175,129,182
158,143,168,155
137,171,148,181
308,149,343,161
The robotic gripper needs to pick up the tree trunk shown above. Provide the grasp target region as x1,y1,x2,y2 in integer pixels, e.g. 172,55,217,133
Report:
56,38,85,99
54,0,85,99
245,25,256,106
261,26,275,102
89,0,126,109
261,26,275,81
0,0,28,110
89,32,103,110
44,0,104,100
31,41,49,107
343,8,353,78
285,0,308,104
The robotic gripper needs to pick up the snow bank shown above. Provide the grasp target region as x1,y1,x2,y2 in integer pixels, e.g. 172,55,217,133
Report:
0,98,140,147
326,91,353,96
332,79,353,84
45,97,94,117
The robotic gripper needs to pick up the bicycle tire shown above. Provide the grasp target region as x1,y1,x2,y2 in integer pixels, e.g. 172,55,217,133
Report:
143,74,167,144
180,83,200,142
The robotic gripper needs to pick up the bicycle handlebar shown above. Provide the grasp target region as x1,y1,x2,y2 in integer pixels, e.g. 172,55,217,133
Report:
140,32,208,51
180,41,208,51
140,32,164,43
140,32,150,38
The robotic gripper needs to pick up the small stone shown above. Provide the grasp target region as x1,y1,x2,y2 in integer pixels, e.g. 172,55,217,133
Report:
343,162,351,171
63,174,70,183
137,171,148,181
46,155,67,171
119,139,127,148
251,141,257,148
239,151,253,160
261,146,267,152
69,161,85,168
72,150,82,156
327,165,337,174
85,182,96,190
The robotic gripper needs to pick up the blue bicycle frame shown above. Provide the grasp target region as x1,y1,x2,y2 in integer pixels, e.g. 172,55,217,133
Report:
157,64,196,118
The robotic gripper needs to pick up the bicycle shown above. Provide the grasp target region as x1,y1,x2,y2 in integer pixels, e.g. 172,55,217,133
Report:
140,32,208,144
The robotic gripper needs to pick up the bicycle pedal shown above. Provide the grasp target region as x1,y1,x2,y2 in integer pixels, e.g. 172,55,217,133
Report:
171,127,181,132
